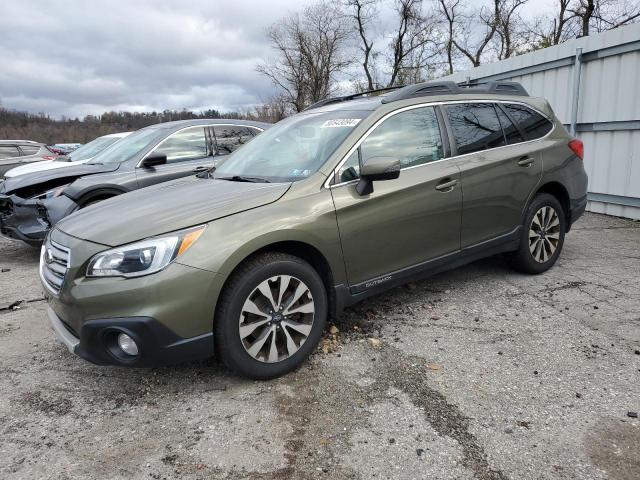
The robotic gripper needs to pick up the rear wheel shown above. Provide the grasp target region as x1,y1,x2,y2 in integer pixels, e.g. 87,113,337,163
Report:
214,252,327,379
509,193,566,274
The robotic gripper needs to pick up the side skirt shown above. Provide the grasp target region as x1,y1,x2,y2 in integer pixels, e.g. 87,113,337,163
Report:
332,226,521,314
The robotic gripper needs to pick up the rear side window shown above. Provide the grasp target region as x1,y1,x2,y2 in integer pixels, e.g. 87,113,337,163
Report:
446,103,506,155
494,106,524,145
20,145,41,155
503,104,553,140
0,146,20,159
214,126,255,155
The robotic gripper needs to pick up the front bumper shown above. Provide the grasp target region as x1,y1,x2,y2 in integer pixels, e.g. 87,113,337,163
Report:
42,227,222,367
0,194,77,246
47,306,214,367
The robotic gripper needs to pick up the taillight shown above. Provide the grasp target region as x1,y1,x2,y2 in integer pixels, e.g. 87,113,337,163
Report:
42,155,56,161
568,139,583,160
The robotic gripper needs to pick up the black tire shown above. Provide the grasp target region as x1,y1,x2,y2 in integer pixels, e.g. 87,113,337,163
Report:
509,193,566,274
214,252,327,380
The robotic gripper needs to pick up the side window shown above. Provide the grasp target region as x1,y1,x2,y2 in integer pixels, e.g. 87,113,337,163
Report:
248,127,263,137
334,106,444,184
214,126,255,155
446,103,506,155
494,106,525,145
20,145,41,155
503,104,553,140
0,146,20,159
154,127,208,163
361,106,443,169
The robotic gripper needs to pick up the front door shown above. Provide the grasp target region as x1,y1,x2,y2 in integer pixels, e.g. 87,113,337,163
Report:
330,105,462,289
135,126,214,188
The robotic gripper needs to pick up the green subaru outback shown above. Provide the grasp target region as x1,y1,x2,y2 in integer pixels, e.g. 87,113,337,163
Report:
40,81,588,379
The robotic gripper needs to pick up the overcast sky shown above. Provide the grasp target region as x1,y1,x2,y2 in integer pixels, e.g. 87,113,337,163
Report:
0,0,552,119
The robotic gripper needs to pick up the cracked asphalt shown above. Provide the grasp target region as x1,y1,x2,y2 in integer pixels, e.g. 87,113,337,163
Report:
1,212,639,480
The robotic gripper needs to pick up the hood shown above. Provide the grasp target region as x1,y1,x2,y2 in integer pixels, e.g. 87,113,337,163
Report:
4,158,89,178
1,162,119,195
56,176,291,246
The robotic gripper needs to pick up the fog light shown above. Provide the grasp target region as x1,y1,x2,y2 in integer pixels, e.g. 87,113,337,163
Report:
117,333,139,356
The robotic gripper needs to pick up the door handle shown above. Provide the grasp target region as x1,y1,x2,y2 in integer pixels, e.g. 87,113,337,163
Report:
193,166,209,173
517,156,533,167
435,179,458,192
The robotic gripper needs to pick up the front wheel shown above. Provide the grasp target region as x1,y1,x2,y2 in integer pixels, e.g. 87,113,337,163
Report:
214,252,327,379
509,193,566,274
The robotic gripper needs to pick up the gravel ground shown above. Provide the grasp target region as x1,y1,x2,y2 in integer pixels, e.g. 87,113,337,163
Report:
0,212,639,480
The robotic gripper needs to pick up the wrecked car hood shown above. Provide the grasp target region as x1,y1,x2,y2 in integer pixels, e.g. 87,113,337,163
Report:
56,176,292,246
0,163,119,195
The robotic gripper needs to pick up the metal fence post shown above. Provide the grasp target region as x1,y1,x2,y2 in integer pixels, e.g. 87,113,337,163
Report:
570,48,583,136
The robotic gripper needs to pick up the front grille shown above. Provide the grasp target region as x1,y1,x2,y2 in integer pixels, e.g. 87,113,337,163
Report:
40,238,70,295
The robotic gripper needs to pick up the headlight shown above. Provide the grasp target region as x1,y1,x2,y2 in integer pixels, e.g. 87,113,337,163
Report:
31,184,69,200
86,225,206,278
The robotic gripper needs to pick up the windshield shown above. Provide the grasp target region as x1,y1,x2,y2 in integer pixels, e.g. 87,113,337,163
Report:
88,128,163,164
214,110,370,182
65,136,123,162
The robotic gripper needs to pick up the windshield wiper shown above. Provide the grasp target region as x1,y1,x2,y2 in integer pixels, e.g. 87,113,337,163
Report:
217,175,271,183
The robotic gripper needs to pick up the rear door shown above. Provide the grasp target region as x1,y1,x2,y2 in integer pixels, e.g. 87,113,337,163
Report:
135,126,214,188
330,105,462,288
444,102,544,248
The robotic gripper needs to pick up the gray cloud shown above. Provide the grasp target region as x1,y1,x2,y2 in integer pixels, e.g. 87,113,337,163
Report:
0,0,314,118
0,0,552,118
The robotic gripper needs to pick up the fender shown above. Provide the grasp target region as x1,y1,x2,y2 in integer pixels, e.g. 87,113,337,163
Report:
74,186,130,207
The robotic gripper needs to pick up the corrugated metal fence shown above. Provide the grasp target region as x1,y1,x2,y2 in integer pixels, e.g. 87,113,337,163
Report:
440,23,640,220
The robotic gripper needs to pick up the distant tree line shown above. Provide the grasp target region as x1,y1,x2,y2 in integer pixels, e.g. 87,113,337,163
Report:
0,106,283,144
258,0,640,112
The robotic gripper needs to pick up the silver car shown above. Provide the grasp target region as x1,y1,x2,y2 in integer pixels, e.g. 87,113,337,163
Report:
4,132,132,178
0,140,57,177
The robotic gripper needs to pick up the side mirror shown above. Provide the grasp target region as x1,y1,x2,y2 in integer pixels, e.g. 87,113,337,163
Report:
356,156,400,195
140,153,167,168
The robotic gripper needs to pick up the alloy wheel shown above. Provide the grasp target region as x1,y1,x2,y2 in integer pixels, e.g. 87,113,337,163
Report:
239,275,315,363
529,206,561,263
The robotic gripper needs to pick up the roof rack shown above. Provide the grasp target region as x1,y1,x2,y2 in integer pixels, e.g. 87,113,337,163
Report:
304,85,404,111
380,80,528,104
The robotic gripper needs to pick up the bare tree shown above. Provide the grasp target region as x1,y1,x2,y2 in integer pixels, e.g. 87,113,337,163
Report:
252,95,289,123
494,0,528,59
346,0,379,91
387,0,439,86
528,0,640,49
452,0,501,67
257,1,352,112
571,0,596,36
572,0,640,35
438,0,462,74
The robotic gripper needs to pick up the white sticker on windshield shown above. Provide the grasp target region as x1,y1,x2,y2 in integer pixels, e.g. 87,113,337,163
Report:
320,119,361,128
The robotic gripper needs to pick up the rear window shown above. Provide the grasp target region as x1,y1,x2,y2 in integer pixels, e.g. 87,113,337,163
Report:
503,104,553,140
446,103,506,155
